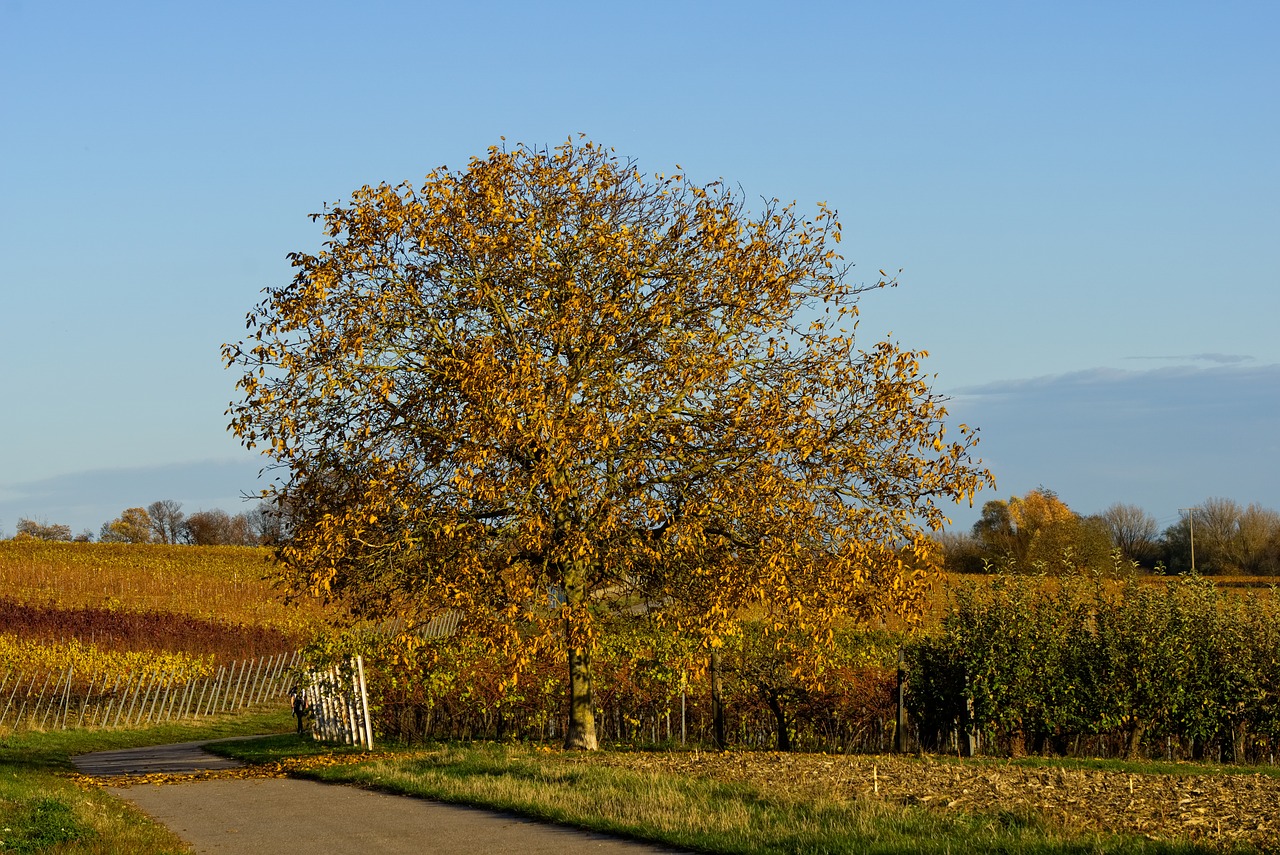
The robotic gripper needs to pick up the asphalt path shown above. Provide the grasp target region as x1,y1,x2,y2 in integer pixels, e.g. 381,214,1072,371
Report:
74,740,687,854
72,738,254,776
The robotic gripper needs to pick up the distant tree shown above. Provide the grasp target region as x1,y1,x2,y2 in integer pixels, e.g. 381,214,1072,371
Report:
973,500,1017,561
1163,499,1280,575
147,499,186,544
972,488,1113,573
1195,497,1243,573
934,530,988,574
245,499,290,546
1233,503,1280,575
99,507,154,543
1161,517,1193,574
15,518,74,541
183,509,256,545
73,529,94,542
1100,503,1160,567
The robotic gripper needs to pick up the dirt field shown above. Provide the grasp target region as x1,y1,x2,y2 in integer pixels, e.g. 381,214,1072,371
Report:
587,751,1280,849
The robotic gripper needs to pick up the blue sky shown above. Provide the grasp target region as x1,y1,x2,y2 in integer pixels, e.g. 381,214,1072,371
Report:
2,1,1277,537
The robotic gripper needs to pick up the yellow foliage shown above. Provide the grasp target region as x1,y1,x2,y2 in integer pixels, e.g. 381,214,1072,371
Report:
0,541,322,633
0,634,213,683
1008,489,1076,532
223,138,993,746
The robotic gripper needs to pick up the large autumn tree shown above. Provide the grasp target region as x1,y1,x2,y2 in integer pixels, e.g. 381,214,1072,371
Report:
224,139,991,749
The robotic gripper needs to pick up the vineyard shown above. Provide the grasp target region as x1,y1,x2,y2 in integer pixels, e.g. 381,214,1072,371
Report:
0,540,320,630
0,648,298,732
908,572,1280,763
0,542,320,736
5,540,1279,769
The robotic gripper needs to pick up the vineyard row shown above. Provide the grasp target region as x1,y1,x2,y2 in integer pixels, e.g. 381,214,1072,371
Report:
0,651,300,733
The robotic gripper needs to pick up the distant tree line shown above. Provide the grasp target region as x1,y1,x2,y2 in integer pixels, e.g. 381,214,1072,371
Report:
8,499,288,546
9,489,1279,574
938,488,1280,575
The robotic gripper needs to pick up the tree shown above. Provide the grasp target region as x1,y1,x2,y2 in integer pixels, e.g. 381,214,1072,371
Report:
224,138,992,750
933,529,988,574
1231,503,1280,576
99,507,154,543
245,499,289,546
1100,502,1159,567
182,509,255,545
972,498,1017,561
972,488,1113,573
15,518,73,541
147,499,186,544
1162,499,1280,575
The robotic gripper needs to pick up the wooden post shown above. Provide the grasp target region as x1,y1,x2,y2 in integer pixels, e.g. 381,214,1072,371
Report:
77,672,97,728
681,670,687,746
710,649,727,750
59,667,75,729
894,648,907,753
24,670,52,730
0,671,23,729
110,673,135,727
125,670,152,726
960,670,977,757
355,655,373,750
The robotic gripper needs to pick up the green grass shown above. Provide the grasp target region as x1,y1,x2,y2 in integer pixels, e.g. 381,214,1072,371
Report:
0,708,294,854
211,739,1249,855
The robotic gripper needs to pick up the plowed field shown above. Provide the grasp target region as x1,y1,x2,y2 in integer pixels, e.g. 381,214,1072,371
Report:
590,752,1280,848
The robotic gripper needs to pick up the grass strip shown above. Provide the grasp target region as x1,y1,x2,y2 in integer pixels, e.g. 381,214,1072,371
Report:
1,707,294,854
214,739,1249,855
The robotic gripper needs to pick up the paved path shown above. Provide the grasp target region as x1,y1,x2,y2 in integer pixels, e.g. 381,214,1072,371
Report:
72,738,254,776
75,740,685,855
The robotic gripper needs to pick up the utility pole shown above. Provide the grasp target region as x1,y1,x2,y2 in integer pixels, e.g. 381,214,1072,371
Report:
1179,507,1196,573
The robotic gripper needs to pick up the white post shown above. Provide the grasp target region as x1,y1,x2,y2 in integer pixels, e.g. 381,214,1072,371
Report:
356,655,374,750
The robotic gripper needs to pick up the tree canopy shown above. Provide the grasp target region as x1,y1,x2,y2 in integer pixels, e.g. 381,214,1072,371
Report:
99,507,153,544
968,488,1112,573
224,138,992,748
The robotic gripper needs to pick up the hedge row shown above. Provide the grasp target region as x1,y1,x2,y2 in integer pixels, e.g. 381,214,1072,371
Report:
906,573,1280,761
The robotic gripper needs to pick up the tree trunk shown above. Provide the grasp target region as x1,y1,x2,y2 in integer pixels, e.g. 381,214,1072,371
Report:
563,563,598,750
765,690,791,752
1126,720,1145,761
564,643,598,749
710,649,727,750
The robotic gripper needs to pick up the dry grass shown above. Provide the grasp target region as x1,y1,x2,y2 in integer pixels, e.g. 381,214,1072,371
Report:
226,741,1236,854
588,750,1280,850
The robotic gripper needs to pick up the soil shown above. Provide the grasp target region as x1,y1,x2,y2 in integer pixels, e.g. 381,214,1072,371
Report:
585,751,1280,848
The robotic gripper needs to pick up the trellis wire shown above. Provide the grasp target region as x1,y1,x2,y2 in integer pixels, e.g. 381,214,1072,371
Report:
0,651,301,733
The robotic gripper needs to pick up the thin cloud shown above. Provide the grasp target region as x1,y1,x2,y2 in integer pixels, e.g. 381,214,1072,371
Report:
1124,353,1254,364
945,363,1280,531
0,459,271,537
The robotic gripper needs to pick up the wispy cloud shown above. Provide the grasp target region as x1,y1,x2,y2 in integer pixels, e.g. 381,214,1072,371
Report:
945,363,1280,530
0,459,271,537
1123,353,1255,365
